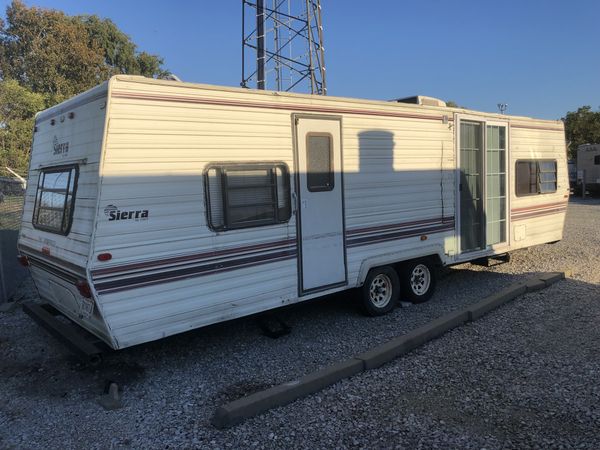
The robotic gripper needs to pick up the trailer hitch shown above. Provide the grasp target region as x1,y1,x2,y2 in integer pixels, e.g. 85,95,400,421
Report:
22,302,107,365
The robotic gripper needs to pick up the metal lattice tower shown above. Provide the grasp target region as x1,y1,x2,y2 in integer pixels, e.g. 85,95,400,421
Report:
241,0,326,95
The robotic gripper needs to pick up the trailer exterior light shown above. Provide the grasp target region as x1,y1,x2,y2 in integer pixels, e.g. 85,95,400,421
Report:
18,255,30,267
76,280,93,299
97,253,112,261
420,235,428,241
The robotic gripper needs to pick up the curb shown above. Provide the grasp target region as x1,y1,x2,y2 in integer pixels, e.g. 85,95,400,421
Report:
212,358,364,428
355,309,469,370
212,272,565,429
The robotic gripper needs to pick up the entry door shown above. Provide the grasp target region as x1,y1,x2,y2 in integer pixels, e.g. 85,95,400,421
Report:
459,121,485,252
459,120,508,253
295,116,347,293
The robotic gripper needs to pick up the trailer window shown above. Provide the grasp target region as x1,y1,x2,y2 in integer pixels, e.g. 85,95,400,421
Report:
32,165,78,235
594,155,600,165
515,160,557,196
306,134,334,192
205,163,291,231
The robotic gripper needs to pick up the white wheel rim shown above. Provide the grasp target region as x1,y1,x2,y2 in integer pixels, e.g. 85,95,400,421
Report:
369,274,393,308
410,264,431,296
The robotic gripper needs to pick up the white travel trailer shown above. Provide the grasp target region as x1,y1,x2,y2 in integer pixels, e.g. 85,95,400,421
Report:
576,144,600,194
18,76,569,353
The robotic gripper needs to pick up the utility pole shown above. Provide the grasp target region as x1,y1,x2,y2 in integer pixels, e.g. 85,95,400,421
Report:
241,0,327,94
256,0,265,89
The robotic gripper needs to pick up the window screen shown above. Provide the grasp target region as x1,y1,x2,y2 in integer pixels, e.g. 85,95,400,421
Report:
205,163,291,231
33,165,78,235
515,160,557,196
306,134,334,192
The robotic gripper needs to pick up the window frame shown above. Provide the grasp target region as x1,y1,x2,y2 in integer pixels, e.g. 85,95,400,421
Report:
204,162,292,232
515,159,557,197
305,132,334,192
32,164,79,236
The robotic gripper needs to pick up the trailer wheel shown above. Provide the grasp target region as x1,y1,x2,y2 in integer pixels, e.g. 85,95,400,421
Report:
400,259,437,303
360,266,400,316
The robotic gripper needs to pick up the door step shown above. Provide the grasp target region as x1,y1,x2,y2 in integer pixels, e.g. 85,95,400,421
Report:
471,253,511,267
257,314,291,339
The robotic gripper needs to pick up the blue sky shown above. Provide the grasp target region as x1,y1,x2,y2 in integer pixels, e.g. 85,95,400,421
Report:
2,0,599,119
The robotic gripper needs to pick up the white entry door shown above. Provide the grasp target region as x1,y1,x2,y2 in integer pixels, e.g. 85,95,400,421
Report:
295,116,347,293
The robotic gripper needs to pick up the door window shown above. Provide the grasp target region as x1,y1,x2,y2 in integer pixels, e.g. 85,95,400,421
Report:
306,134,334,192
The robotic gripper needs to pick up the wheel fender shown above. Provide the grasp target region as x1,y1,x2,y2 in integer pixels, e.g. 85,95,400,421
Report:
356,244,445,287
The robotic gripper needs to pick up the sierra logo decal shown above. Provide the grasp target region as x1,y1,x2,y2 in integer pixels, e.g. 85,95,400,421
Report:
53,136,69,155
104,204,149,221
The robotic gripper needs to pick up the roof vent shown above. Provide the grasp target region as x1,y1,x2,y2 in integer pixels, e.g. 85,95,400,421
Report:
390,95,447,107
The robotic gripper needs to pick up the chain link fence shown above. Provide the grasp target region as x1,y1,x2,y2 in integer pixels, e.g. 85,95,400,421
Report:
0,173,27,303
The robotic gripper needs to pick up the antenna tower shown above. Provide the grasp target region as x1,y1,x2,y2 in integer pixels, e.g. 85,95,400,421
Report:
241,0,326,95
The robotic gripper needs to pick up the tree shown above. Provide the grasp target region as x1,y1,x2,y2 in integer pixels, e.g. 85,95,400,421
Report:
78,15,168,78
0,79,44,172
563,106,600,159
0,1,168,172
0,0,108,105
0,1,169,104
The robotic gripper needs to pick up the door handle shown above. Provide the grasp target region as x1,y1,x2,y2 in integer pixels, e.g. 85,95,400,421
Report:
291,192,298,215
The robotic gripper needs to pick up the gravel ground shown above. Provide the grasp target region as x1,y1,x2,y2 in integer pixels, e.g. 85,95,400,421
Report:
1,198,599,449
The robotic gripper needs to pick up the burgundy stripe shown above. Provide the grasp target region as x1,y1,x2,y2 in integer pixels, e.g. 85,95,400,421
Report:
97,253,297,295
347,224,454,247
511,201,568,213
19,244,86,277
94,249,297,293
94,218,454,279
112,91,449,122
347,216,454,236
92,238,295,277
511,208,566,221
510,124,564,132
28,256,80,284
511,206,567,216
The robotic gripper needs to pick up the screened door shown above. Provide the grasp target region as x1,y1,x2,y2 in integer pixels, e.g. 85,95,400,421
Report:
485,125,507,246
460,121,485,252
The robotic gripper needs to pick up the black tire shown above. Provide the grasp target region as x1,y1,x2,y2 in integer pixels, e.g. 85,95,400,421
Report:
399,258,437,304
360,266,400,316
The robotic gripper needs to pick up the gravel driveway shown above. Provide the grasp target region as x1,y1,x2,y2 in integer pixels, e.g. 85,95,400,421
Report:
1,198,599,449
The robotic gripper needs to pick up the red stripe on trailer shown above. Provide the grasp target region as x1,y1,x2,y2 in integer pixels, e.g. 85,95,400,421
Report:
111,91,451,122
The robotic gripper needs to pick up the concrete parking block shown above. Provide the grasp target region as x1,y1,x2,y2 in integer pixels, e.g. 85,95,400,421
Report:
211,358,364,429
355,333,418,371
211,273,562,428
538,272,565,287
356,309,469,370
525,278,546,292
467,283,527,321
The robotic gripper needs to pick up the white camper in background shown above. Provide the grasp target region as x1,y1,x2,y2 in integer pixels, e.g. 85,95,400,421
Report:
576,144,600,194
18,76,569,351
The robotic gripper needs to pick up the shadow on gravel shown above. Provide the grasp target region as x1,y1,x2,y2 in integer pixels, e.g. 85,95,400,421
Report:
2,268,599,448
0,263,560,403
